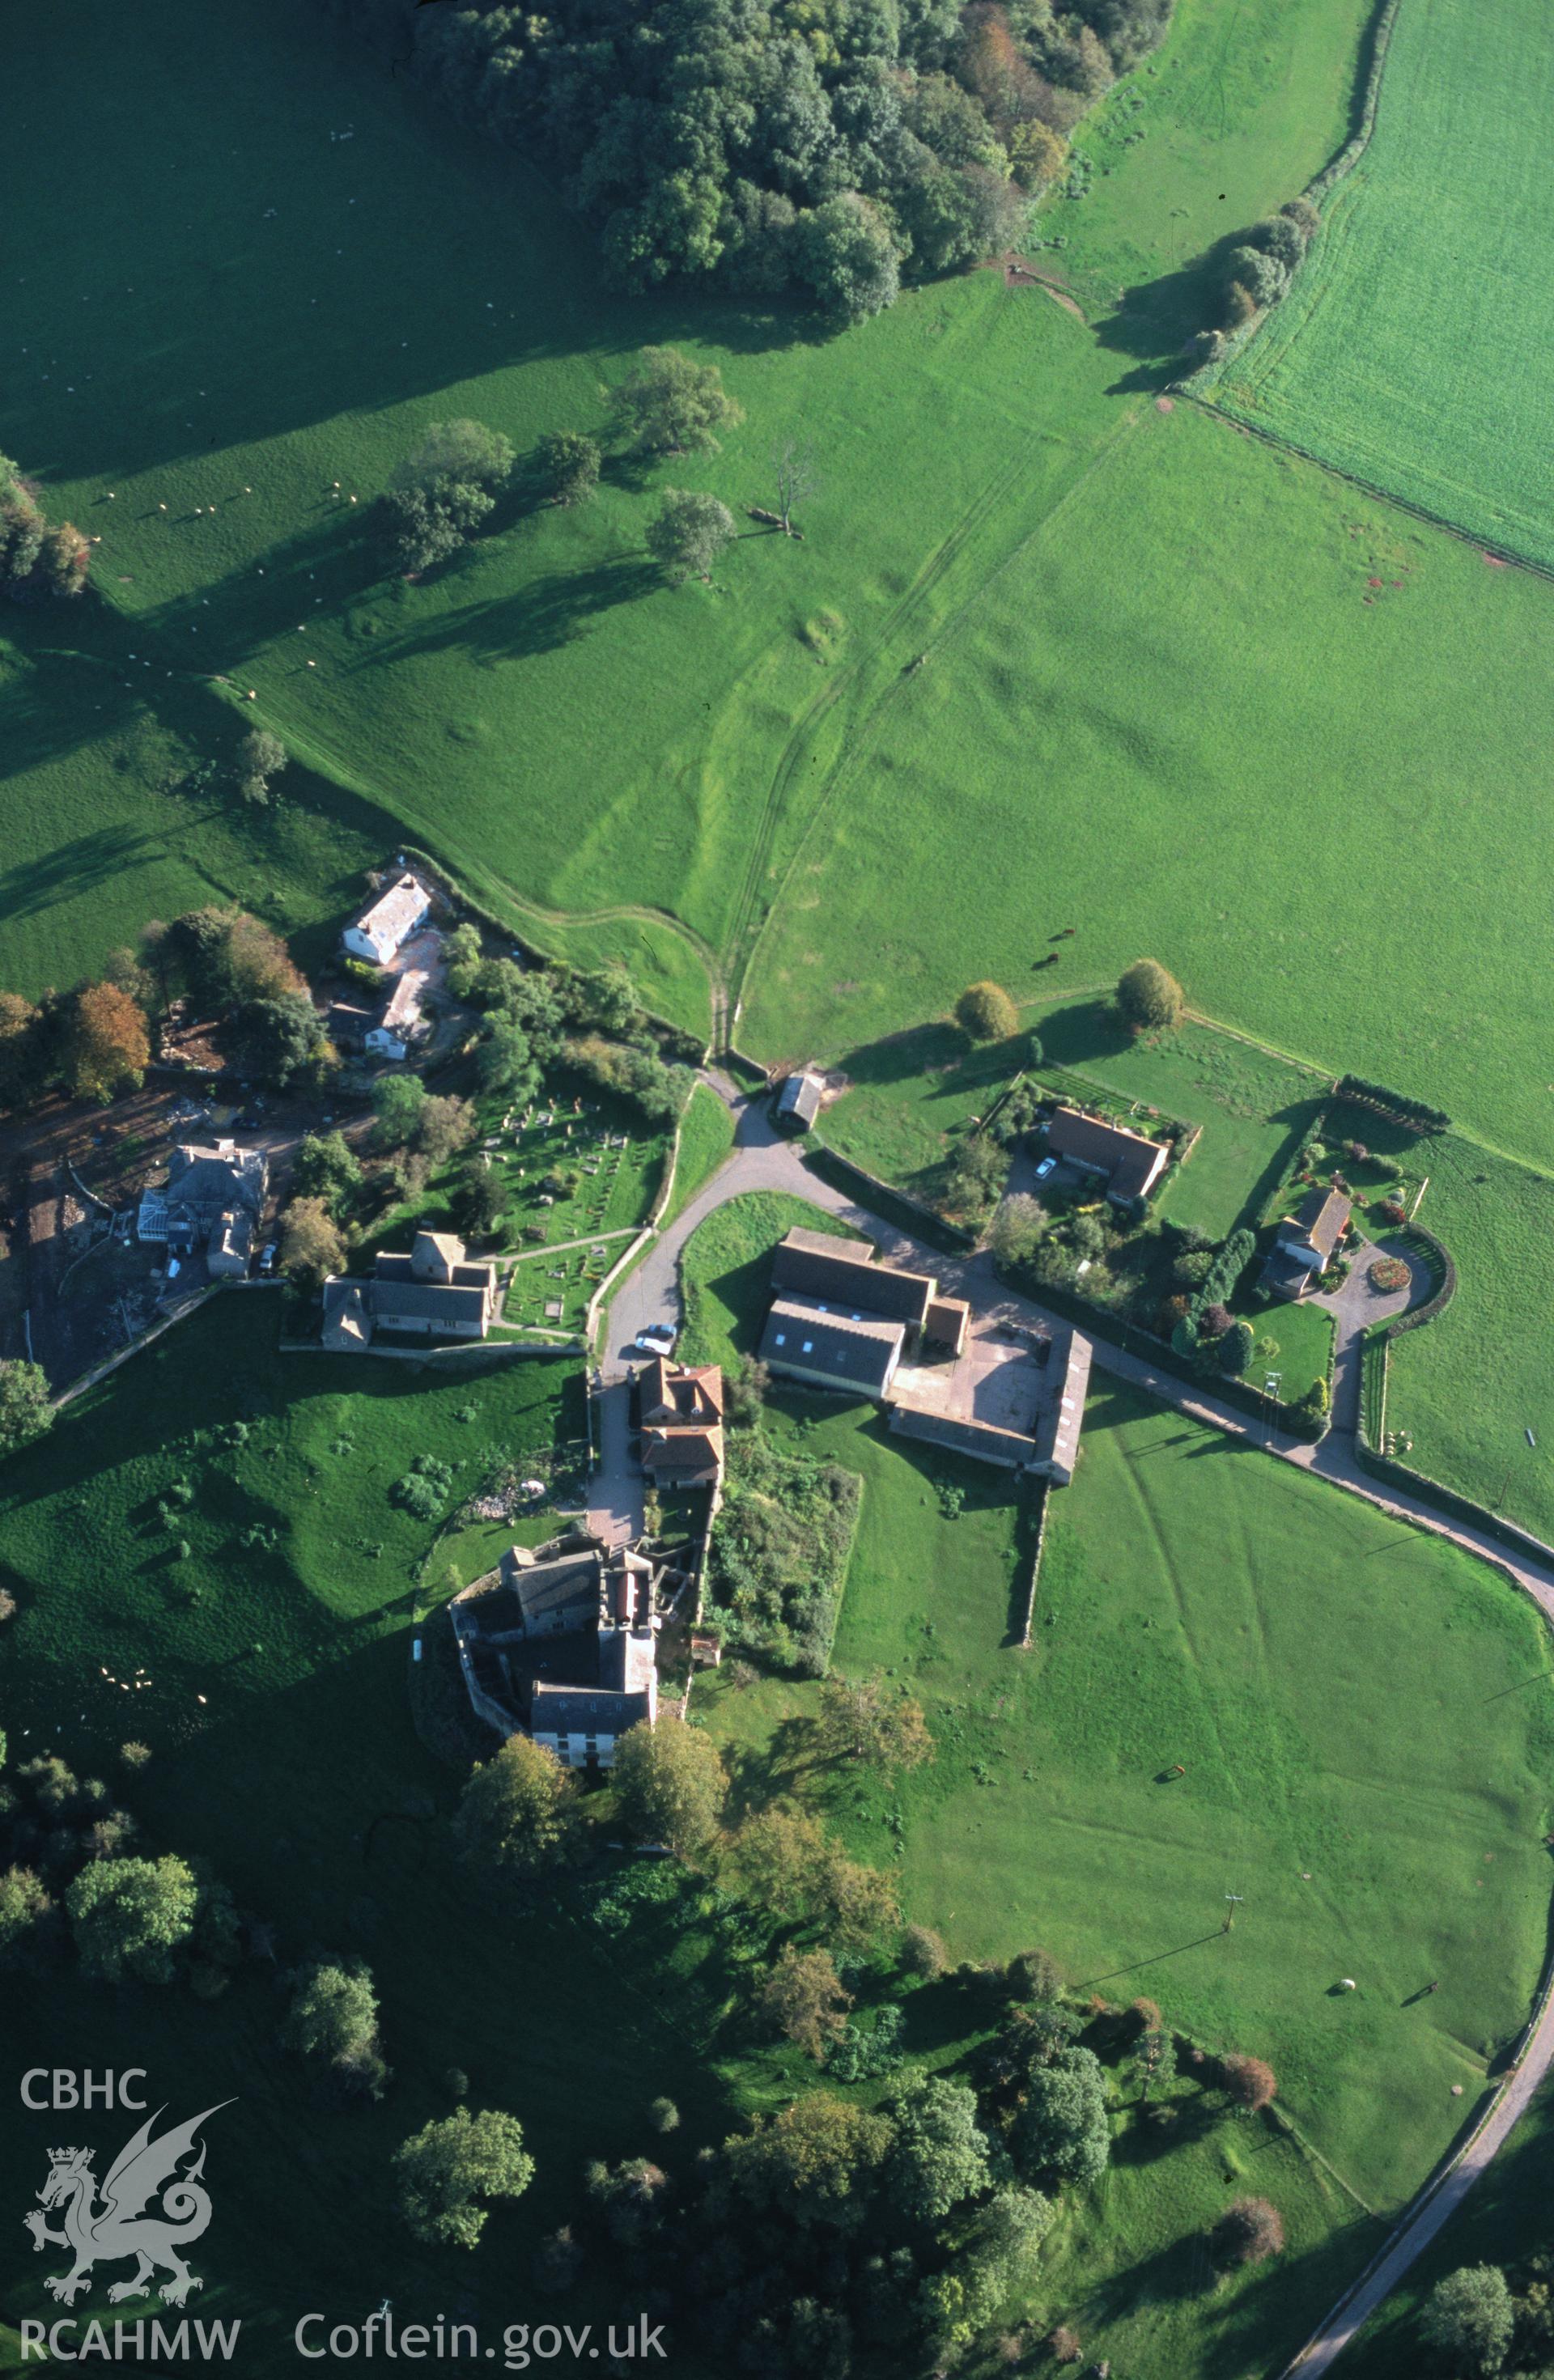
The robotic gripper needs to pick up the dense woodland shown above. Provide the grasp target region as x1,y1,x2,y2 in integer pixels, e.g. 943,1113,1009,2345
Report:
323,0,1174,316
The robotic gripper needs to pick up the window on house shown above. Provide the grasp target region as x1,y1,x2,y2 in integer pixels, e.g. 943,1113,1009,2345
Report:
802,1340,813,1354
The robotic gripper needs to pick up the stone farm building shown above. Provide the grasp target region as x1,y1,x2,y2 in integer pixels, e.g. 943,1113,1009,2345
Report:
138,1140,268,1277
639,1359,724,1488
1043,1106,1170,1207
774,1070,824,1135
757,1225,1089,1483
451,1538,660,1768
1260,1186,1352,1300
323,1230,498,1349
342,871,431,965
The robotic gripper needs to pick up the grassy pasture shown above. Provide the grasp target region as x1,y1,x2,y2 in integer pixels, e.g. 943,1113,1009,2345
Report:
18,0,1554,1181
686,1183,1554,2371
1332,1109,1554,1548
661,1080,737,1228
1212,0,1554,569
743,402,1554,1174
0,1308,762,2355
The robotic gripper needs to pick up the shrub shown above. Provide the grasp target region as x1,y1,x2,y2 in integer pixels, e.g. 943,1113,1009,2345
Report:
1212,2195,1285,2264
1220,1319,1255,1376
1006,1946,1064,2004
1199,1301,1233,1339
1183,325,1226,369
1047,2327,1082,2364
1281,196,1322,241
1220,2052,1276,2112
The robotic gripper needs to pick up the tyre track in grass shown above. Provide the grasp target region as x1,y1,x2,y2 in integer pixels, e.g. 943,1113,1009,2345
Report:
734,403,1144,1029
721,432,1049,1010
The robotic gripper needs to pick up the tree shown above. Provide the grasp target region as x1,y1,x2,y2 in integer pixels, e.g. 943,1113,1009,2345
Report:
285,1959,389,2098
384,419,515,572
443,921,483,1000
1132,2025,1176,2103
901,1923,949,1979
946,1132,1008,1215
0,1867,57,1970
1301,1376,1331,1420
400,418,516,491
821,1852,901,1951
292,1131,362,1215
760,1945,852,2061
884,2074,991,2222
0,991,45,1110
793,193,901,323
648,488,736,586
611,1716,725,1855
608,348,741,457
418,1093,478,1166
537,431,601,506
372,1072,427,1152
1420,2265,1514,2376
812,1674,933,1774
452,1163,507,1241
1011,2045,1110,2188
0,1361,53,1459
585,2156,672,2248
229,993,332,1087
728,1801,831,1919
59,983,150,1102
1225,243,1288,310
722,2092,892,2224
1115,957,1185,1035
772,439,818,535
66,1854,197,1984
989,1192,1047,1268
1221,1318,1255,1375
236,729,288,807
956,981,1019,1042
1006,1945,1064,2003
453,1736,578,1875
649,2095,680,2134
1220,2052,1276,2112
1248,214,1306,273
393,2106,534,2249
1212,2196,1284,2265
280,1198,346,1289
224,914,308,1003
475,1013,540,1104
35,520,90,599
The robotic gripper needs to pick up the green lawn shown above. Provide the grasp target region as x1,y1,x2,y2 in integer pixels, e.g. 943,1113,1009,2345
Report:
1212,0,1554,568
661,1080,737,1228
1359,1117,1554,1548
698,1368,1554,2378
0,1304,754,2360
677,1191,865,1372
819,1023,1026,1212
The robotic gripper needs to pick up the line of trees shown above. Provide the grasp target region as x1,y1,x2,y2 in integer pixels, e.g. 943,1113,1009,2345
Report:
321,0,1176,323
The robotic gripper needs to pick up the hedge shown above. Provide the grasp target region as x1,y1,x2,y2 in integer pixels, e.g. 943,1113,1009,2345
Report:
801,1144,977,1258
1332,1075,1451,1135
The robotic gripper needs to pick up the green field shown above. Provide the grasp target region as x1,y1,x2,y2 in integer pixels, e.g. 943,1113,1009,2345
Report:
818,1023,1028,1214
688,1189,1554,2370
660,1080,737,1228
0,1305,759,2357
1349,1116,1554,1547
1213,0,1554,568
18,0,1554,1180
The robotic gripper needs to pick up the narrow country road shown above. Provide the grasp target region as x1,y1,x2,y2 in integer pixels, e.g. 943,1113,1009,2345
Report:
589,1067,1554,2368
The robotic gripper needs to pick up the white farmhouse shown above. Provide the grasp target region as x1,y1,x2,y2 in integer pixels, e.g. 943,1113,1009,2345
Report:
342,872,431,966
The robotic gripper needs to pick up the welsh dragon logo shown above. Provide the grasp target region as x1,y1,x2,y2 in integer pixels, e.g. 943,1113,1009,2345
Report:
24,2103,231,2306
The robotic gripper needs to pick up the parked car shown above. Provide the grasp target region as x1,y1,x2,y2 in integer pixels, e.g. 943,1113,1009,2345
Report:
640,1322,677,1348
257,1241,278,1275
1034,1156,1057,1182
